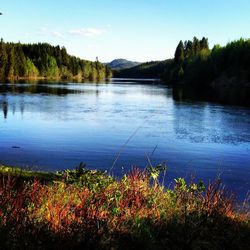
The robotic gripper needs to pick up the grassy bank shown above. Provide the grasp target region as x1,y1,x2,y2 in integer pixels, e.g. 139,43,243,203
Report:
5,75,112,82
0,164,249,249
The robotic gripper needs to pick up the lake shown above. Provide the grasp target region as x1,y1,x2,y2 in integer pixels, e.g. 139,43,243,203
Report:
0,79,250,200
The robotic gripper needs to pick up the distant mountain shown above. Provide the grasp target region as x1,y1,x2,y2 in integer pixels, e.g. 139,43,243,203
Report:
114,60,171,79
106,59,141,70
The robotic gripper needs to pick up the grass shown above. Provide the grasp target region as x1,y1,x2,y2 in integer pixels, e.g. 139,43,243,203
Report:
0,163,249,249
0,165,57,181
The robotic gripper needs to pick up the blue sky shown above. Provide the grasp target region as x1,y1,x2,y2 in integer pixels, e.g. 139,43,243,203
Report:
1,0,250,62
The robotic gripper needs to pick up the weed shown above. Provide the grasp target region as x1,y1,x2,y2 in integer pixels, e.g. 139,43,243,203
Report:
0,166,249,249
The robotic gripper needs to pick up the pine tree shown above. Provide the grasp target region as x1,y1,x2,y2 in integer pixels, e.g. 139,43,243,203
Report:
200,37,209,50
174,40,184,64
0,39,8,79
0,40,110,80
184,40,193,58
7,46,15,78
193,37,200,54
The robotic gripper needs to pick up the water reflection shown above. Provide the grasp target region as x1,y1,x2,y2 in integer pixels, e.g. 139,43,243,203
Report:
0,80,249,200
0,82,84,95
173,102,207,143
0,81,170,119
173,86,250,106
2,100,8,119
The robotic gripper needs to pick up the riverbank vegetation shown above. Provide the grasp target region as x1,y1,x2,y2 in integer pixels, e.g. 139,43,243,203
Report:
0,39,112,81
0,164,249,249
117,37,250,85
116,37,250,105
163,37,250,86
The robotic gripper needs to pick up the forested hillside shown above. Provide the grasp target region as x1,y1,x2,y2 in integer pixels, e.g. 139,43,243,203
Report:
163,37,250,87
107,59,141,70
164,37,250,105
114,60,169,78
116,37,250,86
0,39,112,80
115,37,250,105
162,37,209,83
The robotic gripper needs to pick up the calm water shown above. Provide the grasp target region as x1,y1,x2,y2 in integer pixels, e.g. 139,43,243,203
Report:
0,79,250,199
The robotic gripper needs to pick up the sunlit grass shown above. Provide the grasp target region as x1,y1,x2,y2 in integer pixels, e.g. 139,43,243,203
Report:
0,165,249,249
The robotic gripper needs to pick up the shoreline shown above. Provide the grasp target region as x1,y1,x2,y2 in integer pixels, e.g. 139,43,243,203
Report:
2,76,112,82
0,164,249,249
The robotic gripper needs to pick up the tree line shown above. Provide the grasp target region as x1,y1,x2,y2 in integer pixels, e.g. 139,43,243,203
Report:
114,37,250,105
0,39,112,80
116,36,250,88
114,60,169,79
115,37,210,80
162,37,250,88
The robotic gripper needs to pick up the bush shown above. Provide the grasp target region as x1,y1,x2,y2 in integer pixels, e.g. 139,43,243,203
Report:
0,166,249,249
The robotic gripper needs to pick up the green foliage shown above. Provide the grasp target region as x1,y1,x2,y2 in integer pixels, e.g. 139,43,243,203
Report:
0,39,112,80
117,36,250,105
162,37,211,85
6,46,15,78
174,40,184,64
0,165,57,181
163,37,250,94
25,58,39,77
115,37,211,82
174,177,205,193
0,39,8,78
146,164,167,182
42,55,59,78
56,162,114,191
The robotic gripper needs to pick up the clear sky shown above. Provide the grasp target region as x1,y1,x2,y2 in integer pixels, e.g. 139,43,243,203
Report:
1,0,250,62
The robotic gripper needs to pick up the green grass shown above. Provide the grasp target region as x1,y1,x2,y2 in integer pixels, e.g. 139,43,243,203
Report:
0,165,57,181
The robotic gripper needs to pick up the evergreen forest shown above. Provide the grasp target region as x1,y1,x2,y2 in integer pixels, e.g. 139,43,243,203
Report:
116,37,250,105
0,39,112,80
